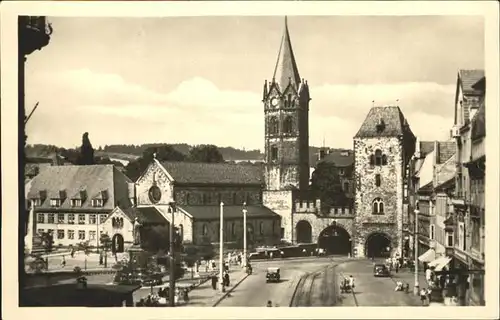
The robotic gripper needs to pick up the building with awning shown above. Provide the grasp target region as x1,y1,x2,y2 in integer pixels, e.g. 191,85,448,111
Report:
428,256,452,272
418,248,435,264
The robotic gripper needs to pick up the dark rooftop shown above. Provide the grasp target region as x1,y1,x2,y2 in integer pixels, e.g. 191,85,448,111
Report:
459,69,485,96
313,149,354,168
354,106,413,138
179,205,280,220
160,161,263,185
471,103,485,141
21,283,140,307
120,206,167,224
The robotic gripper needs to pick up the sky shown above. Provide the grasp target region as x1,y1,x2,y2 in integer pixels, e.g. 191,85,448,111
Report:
25,15,484,151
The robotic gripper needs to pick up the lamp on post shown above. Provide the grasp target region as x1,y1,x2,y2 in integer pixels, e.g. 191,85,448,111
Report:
219,201,225,292
168,201,176,307
413,200,420,296
242,202,248,268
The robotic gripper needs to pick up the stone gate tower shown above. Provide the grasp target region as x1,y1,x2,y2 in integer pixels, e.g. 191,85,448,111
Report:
353,106,415,258
262,17,310,191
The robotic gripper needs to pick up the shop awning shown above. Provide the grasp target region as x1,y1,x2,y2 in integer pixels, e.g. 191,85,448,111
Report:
428,256,452,272
418,249,435,263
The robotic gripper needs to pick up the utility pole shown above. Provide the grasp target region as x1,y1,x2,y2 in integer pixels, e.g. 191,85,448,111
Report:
242,202,248,268
169,201,176,307
219,201,225,292
413,200,420,295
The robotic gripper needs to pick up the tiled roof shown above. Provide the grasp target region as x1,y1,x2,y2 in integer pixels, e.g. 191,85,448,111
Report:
354,106,412,138
419,141,435,157
121,206,167,224
437,141,456,165
471,102,485,140
459,69,485,95
160,161,263,185
435,177,455,191
418,181,433,194
272,17,301,91
27,165,132,210
315,149,354,168
179,205,279,220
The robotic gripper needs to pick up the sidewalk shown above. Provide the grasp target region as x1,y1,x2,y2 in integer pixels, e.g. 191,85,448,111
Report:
390,268,429,291
180,266,248,307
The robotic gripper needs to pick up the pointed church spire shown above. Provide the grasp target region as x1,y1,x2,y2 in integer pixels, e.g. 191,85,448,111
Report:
272,16,301,91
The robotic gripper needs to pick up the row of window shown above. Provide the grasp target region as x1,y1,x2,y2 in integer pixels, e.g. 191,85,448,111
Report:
185,192,257,206
38,228,102,241
268,117,294,135
369,150,388,166
32,198,105,208
201,221,277,237
37,213,108,225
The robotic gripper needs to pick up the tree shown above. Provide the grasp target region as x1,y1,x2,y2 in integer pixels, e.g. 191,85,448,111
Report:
310,162,350,210
100,233,112,268
141,225,170,253
41,231,54,267
125,145,186,181
78,132,95,165
188,144,224,163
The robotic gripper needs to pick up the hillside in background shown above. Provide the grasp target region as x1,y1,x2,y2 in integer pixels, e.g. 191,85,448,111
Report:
25,144,350,164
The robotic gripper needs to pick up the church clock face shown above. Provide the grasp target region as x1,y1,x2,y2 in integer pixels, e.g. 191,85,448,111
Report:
270,97,279,107
148,185,162,204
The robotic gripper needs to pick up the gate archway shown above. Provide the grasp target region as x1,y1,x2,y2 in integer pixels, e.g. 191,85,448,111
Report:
296,220,312,243
112,233,124,253
365,232,391,258
317,223,351,255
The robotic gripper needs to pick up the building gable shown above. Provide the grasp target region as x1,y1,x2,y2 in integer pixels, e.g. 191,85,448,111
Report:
135,160,174,206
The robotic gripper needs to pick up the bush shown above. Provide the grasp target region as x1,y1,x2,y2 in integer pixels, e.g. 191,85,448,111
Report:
73,266,82,274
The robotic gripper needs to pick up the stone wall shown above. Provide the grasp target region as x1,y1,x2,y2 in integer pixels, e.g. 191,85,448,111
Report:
192,217,280,247
263,190,294,242
292,212,354,244
353,137,405,257
155,206,194,243
135,160,174,206
174,186,262,206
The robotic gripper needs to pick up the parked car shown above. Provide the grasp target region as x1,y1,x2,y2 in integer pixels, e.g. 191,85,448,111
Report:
373,264,390,277
266,267,280,283
248,251,267,261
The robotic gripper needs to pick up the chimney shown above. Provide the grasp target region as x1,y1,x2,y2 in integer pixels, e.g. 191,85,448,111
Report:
39,190,47,201
79,189,87,202
434,141,440,165
415,137,421,158
59,190,67,200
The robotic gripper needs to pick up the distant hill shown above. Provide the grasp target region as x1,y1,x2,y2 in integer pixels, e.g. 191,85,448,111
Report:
25,143,351,164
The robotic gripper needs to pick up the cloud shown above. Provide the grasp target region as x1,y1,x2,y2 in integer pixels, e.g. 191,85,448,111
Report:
26,69,457,150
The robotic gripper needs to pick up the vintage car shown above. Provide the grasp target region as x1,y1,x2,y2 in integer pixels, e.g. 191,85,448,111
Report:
373,263,390,277
266,267,280,283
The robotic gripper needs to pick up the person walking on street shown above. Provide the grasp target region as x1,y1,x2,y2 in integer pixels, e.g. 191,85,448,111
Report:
348,275,355,291
211,275,217,290
267,300,273,307
395,261,399,273
420,288,428,306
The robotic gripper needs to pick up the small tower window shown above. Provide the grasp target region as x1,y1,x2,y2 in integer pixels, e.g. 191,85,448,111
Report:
269,117,279,135
382,154,388,165
372,198,384,215
375,149,383,166
375,174,381,187
271,146,278,161
203,224,208,236
283,116,293,134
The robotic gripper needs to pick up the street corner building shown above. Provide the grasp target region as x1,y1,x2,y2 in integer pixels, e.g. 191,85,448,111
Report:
353,106,416,259
24,164,136,253
135,159,282,249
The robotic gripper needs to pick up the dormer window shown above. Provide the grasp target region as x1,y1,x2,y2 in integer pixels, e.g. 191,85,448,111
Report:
71,199,82,207
376,118,386,133
91,199,104,207
33,198,42,207
50,199,61,207
339,168,345,176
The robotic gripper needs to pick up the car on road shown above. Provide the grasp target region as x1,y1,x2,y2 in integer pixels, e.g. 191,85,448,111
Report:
248,251,267,261
373,263,390,277
266,267,280,283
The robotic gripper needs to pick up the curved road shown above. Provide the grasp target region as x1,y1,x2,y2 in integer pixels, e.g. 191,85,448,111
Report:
216,256,348,307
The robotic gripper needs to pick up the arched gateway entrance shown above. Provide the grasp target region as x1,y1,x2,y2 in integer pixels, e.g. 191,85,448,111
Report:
296,220,312,243
317,223,351,255
365,232,391,258
112,233,124,253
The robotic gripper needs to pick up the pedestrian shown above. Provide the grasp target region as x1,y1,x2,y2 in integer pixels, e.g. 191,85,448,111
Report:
348,275,355,290
99,253,103,266
395,262,399,273
70,248,75,258
211,275,217,290
224,271,230,286
269,251,274,259
419,288,428,306
267,300,273,307
61,256,66,268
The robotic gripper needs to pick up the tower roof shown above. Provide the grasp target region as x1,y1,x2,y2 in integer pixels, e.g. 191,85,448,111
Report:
272,16,301,90
354,106,412,138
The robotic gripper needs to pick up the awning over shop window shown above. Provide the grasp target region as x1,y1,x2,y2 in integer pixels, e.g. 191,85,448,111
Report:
429,256,452,271
418,249,435,263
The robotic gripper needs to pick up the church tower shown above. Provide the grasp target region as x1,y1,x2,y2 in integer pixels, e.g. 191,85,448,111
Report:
263,17,310,191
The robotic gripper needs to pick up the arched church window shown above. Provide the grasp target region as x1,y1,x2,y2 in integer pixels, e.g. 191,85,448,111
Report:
382,154,388,165
283,116,293,134
259,221,264,235
179,224,184,240
375,174,381,187
375,149,383,166
269,117,279,135
372,198,384,215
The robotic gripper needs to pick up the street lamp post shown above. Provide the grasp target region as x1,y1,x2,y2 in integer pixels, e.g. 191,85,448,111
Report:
413,200,420,296
242,202,248,268
168,202,176,307
219,201,225,292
